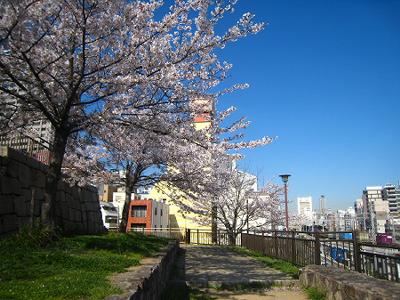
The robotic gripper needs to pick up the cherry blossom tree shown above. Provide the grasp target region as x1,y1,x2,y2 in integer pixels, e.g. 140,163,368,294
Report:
0,0,264,227
159,149,283,244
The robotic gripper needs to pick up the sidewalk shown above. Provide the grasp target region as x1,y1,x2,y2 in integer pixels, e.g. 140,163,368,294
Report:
184,245,294,285
180,245,308,300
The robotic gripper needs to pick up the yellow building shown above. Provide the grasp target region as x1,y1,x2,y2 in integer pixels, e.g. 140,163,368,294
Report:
99,184,118,202
148,96,214,231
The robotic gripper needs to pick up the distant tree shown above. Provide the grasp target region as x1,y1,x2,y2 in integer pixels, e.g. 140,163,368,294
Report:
0,0,264,227
159,144,283,244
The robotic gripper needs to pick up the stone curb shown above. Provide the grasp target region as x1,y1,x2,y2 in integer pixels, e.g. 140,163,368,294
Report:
105,240,179,300
186,279,299,289
300,265,400,300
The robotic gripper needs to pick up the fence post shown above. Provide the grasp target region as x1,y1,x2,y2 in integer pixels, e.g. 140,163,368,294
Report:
262,231,265,254
186,229,191,244
291,230,296,264
197,228,199,245
274,231,278,258
353,230,361,272
314,232,321,265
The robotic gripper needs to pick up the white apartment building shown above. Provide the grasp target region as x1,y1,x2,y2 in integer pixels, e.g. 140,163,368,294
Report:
354,198,365,230
112,191,134,219
363,186,389,234
338,207,355,231
297,196,313,225
336,209,346,231
297,196,313,217
382,184,400,219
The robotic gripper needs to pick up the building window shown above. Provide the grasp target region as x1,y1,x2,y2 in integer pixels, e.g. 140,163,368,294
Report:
131,224,146,230
131,206,147,217
154,207,157,215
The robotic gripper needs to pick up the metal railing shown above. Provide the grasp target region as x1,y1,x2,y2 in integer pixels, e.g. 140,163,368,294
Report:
127,227,400,281
130,227,186,241
129,227,241,245
185,228,241,246
241,230,400,282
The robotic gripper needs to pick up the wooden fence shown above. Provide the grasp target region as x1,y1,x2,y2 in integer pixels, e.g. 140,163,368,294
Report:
128,227,400,282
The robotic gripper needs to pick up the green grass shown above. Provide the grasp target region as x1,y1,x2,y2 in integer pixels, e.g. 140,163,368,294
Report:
304,287,326,300
230,246,300,279
0,227,169,300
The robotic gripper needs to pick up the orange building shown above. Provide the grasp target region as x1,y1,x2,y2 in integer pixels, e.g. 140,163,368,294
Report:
127,198,169,232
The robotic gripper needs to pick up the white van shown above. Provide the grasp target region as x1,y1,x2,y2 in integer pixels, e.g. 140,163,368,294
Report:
100,201,119,230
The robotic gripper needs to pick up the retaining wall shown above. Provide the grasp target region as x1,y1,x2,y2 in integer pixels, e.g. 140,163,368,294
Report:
300,265,400,300
0,146,105,236
106,240,180,300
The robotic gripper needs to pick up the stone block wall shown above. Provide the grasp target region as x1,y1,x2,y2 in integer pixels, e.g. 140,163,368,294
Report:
0,146,105,236
106,241,180,300
300,265,400,300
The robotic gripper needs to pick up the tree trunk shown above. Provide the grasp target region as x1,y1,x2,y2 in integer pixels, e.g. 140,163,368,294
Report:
228,230,237,246
211,202,218,243
119,183,132,233
43,130,68,228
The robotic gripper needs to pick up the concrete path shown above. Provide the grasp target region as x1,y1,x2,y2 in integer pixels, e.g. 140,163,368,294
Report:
184,245,293,285
180,245,308,300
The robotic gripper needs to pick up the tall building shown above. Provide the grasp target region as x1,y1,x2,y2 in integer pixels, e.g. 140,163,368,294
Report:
0,95,53,164
147,95,216,231
326,211,337,231
297,196,313,225
319,195,326,215
190,95,215,125
336,209,346,231
363,186,389,235
354,198,365,230
382,184,400,220
343,207,356,231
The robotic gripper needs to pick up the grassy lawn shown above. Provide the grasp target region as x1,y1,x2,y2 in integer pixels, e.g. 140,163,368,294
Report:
0,228,169,300
230,246,300,279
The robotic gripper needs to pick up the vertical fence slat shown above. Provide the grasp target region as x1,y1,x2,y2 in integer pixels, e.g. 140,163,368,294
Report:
314,232,321,265
291,231,296,264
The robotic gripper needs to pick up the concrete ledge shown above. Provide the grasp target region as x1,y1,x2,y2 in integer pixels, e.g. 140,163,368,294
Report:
300,265,400,300
187,279,299,289
106,240,180,300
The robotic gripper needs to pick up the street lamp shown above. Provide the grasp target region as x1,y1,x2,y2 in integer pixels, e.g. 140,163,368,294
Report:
279,174,291,231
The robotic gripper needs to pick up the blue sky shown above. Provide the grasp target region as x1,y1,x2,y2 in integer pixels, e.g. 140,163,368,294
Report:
215,0,400,211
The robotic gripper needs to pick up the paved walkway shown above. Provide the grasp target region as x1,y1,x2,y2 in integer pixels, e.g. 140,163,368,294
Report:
179,245,308,300
184,245,293,285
